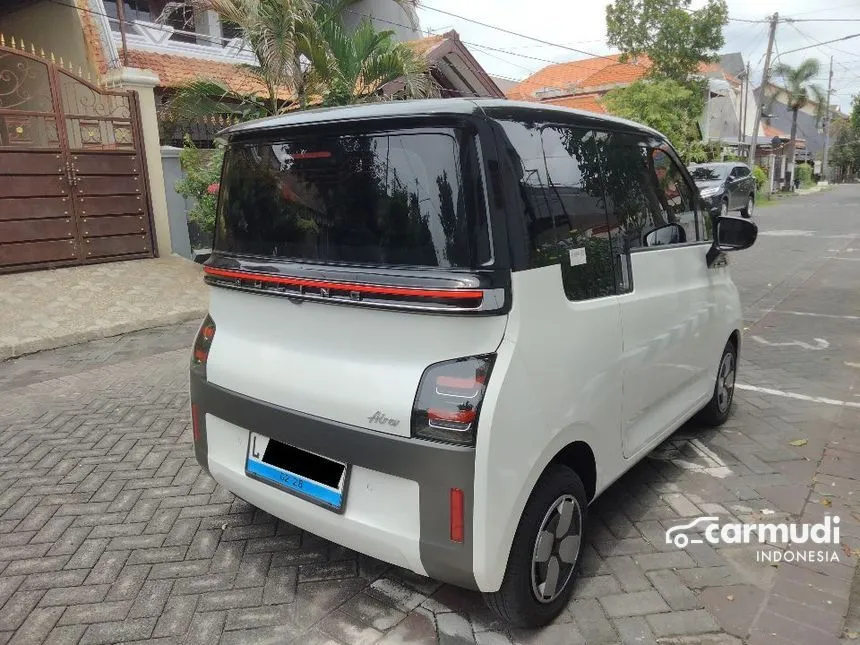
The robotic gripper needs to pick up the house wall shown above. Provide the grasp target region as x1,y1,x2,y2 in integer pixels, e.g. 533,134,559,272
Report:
0,1,98,77
335,0,422,42
764,93,826,157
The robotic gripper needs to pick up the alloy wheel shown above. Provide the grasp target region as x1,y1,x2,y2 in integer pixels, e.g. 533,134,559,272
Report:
717,351,736,413
720,201,728,218
747,197,754,216
530,494,582,604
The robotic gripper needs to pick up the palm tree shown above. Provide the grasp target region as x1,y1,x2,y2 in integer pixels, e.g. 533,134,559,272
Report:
771,58,826,190
163,0,433,123
302,3,434,107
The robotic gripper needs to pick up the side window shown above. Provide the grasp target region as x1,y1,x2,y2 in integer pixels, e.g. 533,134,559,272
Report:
496,120,560,269
496,120,616,301
540,126,617,301
644,146,706,243
736,166,751,178
595,132,664,254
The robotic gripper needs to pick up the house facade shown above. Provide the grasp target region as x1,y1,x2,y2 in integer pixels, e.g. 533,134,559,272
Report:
505,52,792,162
0,0,501,274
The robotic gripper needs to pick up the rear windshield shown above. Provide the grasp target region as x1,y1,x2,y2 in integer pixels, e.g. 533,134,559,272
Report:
689,165,728,181
215,127,491,268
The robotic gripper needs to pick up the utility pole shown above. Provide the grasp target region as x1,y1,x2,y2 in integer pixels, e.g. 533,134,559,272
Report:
822,55,834,183
748,12,779,173
115,0,129,67
741,61,750,142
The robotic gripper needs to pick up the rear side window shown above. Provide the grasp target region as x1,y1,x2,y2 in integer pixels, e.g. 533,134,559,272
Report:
497,120,617,301
215,127,491,268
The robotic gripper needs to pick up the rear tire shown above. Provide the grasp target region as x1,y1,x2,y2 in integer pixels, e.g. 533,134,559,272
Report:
696,339,737,427
483,465,587,628
740,195,754,218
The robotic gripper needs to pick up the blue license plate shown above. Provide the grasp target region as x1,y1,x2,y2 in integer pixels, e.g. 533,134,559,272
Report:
245,433,347,512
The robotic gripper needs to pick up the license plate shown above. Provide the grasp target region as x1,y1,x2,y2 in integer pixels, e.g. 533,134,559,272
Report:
245,433,348,512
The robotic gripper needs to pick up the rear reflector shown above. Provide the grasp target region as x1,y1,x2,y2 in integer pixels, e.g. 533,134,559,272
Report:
191,404,201,443
450,488,464,543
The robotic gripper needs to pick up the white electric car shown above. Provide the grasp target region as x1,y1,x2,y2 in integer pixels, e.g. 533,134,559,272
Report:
189,98,757,627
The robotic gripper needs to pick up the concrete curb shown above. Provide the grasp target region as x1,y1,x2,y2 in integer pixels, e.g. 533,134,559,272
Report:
0,308,207,362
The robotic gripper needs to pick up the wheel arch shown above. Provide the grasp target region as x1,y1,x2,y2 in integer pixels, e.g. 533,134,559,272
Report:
548,441,597,503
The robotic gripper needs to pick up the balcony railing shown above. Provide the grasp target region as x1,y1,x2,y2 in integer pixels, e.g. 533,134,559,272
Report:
107,15,256,65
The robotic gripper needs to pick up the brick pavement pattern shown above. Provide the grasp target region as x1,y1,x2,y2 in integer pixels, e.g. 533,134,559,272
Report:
0,186,858,645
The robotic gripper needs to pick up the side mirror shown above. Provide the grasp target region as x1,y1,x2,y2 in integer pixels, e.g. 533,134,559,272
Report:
644,223,686,247
707,216,757,265
716,216,757,251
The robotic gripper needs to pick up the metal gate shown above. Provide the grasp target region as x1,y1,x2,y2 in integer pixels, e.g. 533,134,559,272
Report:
0,43,155,273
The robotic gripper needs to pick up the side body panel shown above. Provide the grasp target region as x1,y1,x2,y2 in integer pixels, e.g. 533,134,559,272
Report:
619,243,736,457
472,266,623,591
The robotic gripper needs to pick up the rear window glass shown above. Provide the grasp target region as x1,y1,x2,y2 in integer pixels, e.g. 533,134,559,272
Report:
215,128,491,268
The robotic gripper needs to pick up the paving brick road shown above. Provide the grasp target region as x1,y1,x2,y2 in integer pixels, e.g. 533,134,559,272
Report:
0,186,858,645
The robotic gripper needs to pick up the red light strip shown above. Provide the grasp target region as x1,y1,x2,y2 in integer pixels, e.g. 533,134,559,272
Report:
289,151,332,160
204,266,484,302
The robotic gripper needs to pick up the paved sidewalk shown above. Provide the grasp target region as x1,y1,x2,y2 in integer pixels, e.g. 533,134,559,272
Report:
0,257,208,361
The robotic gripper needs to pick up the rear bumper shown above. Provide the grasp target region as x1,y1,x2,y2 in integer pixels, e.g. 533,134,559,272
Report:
189,368,479,590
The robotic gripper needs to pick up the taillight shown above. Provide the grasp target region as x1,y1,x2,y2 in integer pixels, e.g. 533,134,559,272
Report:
192,315,216,367
411,355,495,445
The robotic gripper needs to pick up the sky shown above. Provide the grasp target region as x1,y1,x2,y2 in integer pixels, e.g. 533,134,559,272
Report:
414,0,860,113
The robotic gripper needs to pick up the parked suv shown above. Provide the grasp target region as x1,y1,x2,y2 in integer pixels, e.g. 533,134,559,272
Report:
189,99,757,628
688,161,757,218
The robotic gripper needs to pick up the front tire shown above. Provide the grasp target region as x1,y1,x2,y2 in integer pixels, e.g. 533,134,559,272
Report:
740,195,754,218
696,339,737,427
483,465,587,628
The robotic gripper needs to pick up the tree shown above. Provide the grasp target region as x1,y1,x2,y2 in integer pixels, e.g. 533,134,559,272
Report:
829,97,860,182
771,58,825,189
602,78,705,160
300,3,433,107
606,0,729,81
164,0,432,122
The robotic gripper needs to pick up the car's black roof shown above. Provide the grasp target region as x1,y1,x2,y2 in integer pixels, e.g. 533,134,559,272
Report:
222,97,666,141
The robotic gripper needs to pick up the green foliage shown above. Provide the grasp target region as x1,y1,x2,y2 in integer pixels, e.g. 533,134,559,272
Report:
795,163,813,187
174,136,225,237
773,58,825,118
603,78,705,160
167,0,433,122
830,113,860,179
606,0,728,81
752,165,767,190
301,5,434,107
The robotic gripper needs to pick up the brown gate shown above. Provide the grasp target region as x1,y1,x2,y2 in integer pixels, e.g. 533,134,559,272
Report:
0,43,155,273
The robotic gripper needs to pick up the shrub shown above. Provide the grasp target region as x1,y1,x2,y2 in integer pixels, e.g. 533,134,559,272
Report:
752,165,767,191
795,163,813,187
175,136,225,241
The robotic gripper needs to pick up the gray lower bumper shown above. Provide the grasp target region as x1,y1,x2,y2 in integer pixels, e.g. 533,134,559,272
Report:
189,369,478,590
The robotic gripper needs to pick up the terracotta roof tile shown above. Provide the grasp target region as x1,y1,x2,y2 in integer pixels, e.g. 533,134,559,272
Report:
127,32,451,98
126,50,268,95
544,93,606,114
506,54,650,100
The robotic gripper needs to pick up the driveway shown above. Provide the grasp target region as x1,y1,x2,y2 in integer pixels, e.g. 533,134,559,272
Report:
0,186,857,645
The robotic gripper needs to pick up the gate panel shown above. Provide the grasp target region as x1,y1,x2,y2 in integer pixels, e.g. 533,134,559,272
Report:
0,44,155,273
0,174,68,197
0,239,77,267
0,218,76,244
0,197,70,221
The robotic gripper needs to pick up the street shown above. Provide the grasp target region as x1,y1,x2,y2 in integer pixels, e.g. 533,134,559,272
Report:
0,186,858,645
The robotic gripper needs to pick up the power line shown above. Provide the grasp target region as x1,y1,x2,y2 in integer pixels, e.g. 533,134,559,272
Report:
775,32,860,58
416,2,631,67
